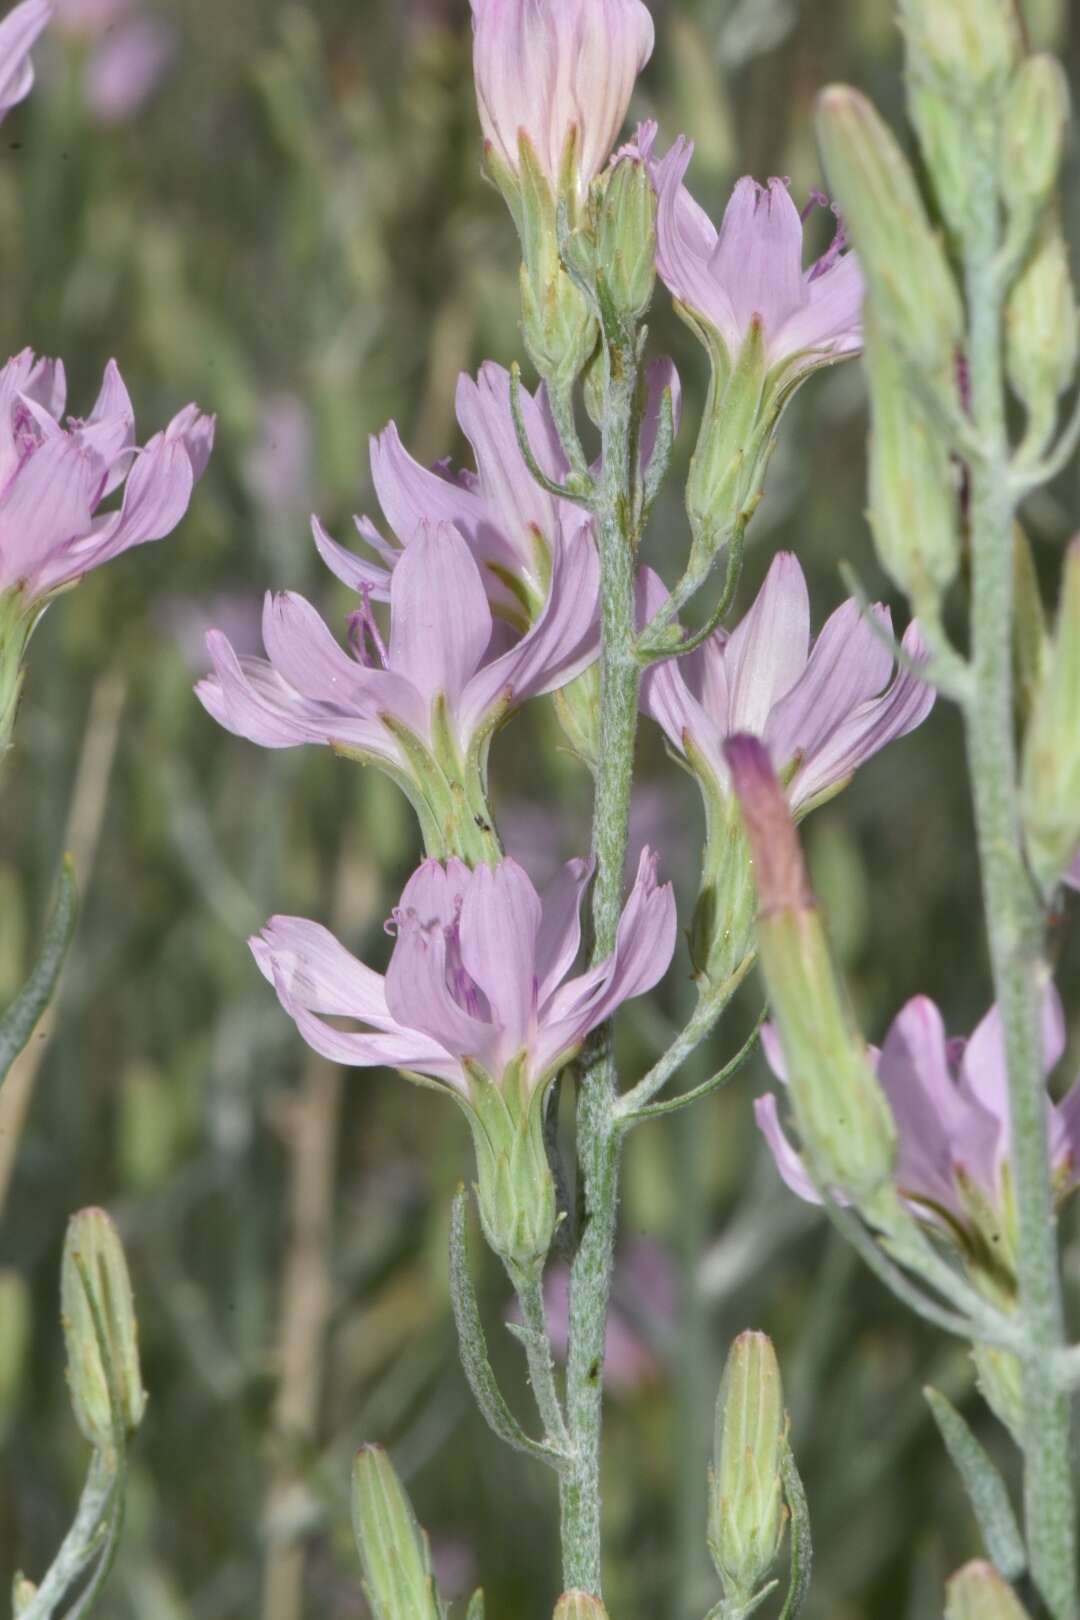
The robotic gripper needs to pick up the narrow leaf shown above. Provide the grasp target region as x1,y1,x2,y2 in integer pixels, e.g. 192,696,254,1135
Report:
777,1445,812,1620
925,1387,1027,1580
0,856,78,1088
448,1188,569,1472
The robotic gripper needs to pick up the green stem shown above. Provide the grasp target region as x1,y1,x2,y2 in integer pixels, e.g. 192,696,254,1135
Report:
560,331,643,1596
510,1263,572,1454
962,113,1077,1620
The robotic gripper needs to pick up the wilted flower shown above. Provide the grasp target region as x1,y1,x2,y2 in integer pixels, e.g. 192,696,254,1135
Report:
469,0,654,193
198,521,598,861
0,350,213,604
253,850,675,1264
756,984,1080,1263
0,0,51,120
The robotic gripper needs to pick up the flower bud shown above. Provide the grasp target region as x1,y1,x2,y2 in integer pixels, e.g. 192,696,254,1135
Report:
351,1445,442,1620
1002,55,1070,225
553,1595,609,1620
817,86,962,375
685,320,773,562
687,775,757,991
1006,215,1078,432
725,736,896,1203
708,1332,787,1603
12,1575,36,1616
897,0,1020,90
945,1561,1032,1620
595,153,656,325
1022,538,1080,892
61,1208,146,1458
514,135,599,397
468,1062,557,1272
865,308,961,602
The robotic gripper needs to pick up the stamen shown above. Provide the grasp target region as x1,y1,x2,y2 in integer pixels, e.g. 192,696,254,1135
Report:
348,582,389,668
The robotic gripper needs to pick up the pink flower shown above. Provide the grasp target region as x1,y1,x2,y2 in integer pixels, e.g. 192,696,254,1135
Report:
251,848,676,1097
635,123,863,376
0,348,213,603
521,1240,675,1395
469,0,654,191
756,986,1080,1228
0,0,51,118
84,14,173,123
641,552,933,812
197,519,598,765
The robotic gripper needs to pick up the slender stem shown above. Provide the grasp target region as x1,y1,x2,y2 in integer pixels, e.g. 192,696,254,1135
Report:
510,1264,572,1454
615,968,756,1121
560,330,643,1595
19,1455,117,1620
962,115,1077,1620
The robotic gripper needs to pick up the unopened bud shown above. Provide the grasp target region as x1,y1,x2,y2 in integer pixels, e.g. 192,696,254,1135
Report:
553,1595,609,1620
817,86,962,375
708,1332,787,1602
351,1445,442,1620
1003,56,1070,226
1022,538,1080,891
516,136,598,396
61,1208,146,1457
12,1575,36,1616
468,1063,557,1271
1007,215,1078,430
945,1561,1032,1620
725,736,896,1203
898,0,1019,89
685,320,774,561
865,308,960,601
595,154,656,324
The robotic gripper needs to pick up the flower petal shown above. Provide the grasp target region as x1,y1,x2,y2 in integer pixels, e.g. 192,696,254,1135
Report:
388,522,493,705
753,1094,824,1204
724,552,810,735
458,860,542,1053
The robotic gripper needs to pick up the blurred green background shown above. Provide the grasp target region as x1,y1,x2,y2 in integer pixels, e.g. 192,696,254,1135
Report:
1,0,1079,1615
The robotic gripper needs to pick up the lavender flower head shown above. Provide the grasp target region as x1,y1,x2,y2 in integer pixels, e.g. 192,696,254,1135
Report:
641,552,933,814
252,849,675,1101
756,985,1080,1269
636,122,863,378
470,0,654,192
0,349,213,605
0,0,51,119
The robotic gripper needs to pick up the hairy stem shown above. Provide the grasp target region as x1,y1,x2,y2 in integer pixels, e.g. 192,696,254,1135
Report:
511,1264,572,1454
962,113,1076,1620
560,332,643,1595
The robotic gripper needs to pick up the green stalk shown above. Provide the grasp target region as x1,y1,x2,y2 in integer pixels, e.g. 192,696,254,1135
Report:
560,330,643,1595
962,110,1077,1620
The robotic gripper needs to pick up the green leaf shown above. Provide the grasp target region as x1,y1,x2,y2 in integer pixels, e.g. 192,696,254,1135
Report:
777,1444,812,1620
448,1187,569,1471
464,1590,485,1620
925,1386,1027,1580
0,856,78,1090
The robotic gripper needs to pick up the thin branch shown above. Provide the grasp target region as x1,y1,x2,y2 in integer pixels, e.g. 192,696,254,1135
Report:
618,1013,763,1127
614,963,755,1120
509,364,593,506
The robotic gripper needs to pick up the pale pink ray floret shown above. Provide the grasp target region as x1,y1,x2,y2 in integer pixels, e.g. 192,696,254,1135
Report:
196,518,599,765
640,551,934,811
0,0,51,119
251,848,677,1096
756,985,1080,1220
633,122,863,376
469,0,655,191
0,348,214,603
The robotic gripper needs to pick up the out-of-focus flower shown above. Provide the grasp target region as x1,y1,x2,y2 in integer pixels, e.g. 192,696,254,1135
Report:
755,985,1080,1256
243,393,313,521
0,349,213,603
527,1239,675,1395
52,0,128,34
642,553,932,813
83,14,172,122
638,124,862,375
0,0,51,119
469,0,654,194
252,851,675,1266
159,592,263,677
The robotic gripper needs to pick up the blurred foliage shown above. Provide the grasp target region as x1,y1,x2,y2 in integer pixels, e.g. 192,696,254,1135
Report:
1,1,1079,1617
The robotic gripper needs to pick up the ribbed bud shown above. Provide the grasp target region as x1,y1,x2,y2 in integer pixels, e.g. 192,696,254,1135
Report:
514,135,598,396
595,154,656,325
1003,56,1070,225
61,1209,146,1458
898,0,1020,89
726,736,896,1204
685,320,773,562
945,1561,1032,1620
1021,538,1080,892
351,1445,442,1620
708,1332,787,1602
1007,215,1078,430
467,1062,557,1271
817,86,962,375
865,308,960,601
553,1595,609,1620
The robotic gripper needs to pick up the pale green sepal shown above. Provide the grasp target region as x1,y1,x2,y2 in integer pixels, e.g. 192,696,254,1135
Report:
0,589,31,758
516,132,598,396
1021,538,1080,892
1002,56,1070,234
594,154,656,327
897,0,1019,90
709,1332,787,1605
351,1445,445,1620
1006,214,1078,440
686,758,757,991
553,1595,610,1620
466,1057,558,1271
924,1386,1026,1581
61,1208,146,1461
552,664,602,773
685,318,771,564
945,1561,1033,1620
